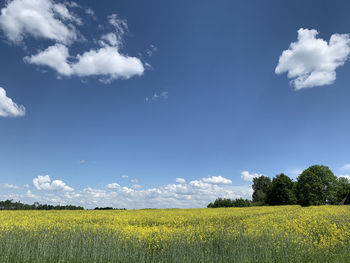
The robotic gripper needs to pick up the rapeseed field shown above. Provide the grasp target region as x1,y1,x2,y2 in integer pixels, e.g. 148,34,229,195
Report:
0,206,349,262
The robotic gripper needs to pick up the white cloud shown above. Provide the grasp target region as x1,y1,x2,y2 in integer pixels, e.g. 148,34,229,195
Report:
84,8,95,16
33,175,74,192
106,183,120,189
1,2,145,83
176,178,186,184
145,91,168,102
0,87,26,117
202,175,232,185
3,183,20,189
24,43,144,81
146,44,157,57
72,45,144,81
131,184,142,189
26,190,37,198
130,179,138,183
24,44,72,75
5,175,253,209
121,175,129,179
0,0,79,45
108,14,128,37
100,33,119,47
275,28,350,90
240,171,263,182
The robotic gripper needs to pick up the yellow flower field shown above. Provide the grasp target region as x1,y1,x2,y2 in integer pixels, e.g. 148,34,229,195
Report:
0,206,350,262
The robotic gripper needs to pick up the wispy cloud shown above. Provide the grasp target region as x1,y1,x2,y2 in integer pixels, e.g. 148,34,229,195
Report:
146,44,157,57
145,91,168,102
3,183,20,189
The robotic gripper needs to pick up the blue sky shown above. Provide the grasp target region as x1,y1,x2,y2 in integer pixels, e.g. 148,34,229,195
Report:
1,0,350,208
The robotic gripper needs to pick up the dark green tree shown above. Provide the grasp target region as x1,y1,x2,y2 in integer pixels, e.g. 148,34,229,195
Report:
252,176,271,204
295,165,337,206
266,173,296,205
207,198,251,208
335,177,350,203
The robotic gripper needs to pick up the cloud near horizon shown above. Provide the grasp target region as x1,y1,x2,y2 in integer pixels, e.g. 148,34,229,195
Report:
33,175,74,192
2,175,253,209
240,171,263,182
275,28,350,90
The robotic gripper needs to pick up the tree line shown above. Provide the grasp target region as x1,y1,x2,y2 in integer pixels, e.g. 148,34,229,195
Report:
208,165,350,208
0,200,84,210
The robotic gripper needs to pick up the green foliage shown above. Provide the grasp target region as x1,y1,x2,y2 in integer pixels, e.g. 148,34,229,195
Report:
252,176,271,203
335,177,350,203
210,165,350,209
266,173,297,205
0,200,84,210
296,165,338,206
207,198,252,208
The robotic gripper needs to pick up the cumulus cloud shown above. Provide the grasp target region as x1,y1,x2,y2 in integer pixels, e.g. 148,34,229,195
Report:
275,28,350,90
0,0,79,44
121,175,129,179
26,190,37,198
176,178,186,184
131,184,142,189
145,91,168,102
24,42,144,81
0,87,26,117
33,175,74,192
6,175,253,209
106,183,120,189
1,2,145,83
130,179,138,183
23,44,72,75
71,45,144,81
240,171,263,182
202,175,232,185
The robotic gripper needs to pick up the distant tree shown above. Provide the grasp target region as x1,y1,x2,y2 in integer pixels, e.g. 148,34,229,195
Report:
252,176,271,204
0,200,84,210
207,198,251,208
233,198,252,207
335,177,350,203
295,165,337,206
266,173,296,205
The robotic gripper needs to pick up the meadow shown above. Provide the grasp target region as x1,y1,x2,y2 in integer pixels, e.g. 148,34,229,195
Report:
0,206,350,262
